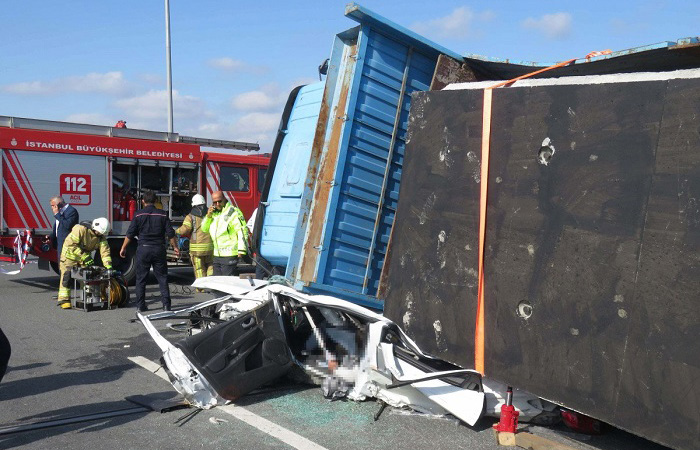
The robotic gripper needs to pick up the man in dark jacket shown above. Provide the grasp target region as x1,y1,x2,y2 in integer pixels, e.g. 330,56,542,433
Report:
0,326,10,384
49,196,79,260
120,190,179,312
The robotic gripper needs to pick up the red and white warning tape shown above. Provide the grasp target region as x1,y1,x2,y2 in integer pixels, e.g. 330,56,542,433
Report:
2,230,33,275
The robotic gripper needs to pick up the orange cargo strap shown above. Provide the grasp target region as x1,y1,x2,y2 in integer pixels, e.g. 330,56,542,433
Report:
475,57,579,375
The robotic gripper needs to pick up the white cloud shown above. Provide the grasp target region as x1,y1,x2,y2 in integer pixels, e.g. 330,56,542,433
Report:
208,57,246,71
2,72,129,95
192,78,319,151
195,122,228,137
201,112,280,140
112,89,215,132
43,78,295,151
139,73,164,85
232,91,279,111
233,112,281,151
111,89,278,149
115,89,211,121
64,112,115,126
411,7,493,39
193,112,281,151
207,57,268,74
231,84,287,112
2,81,45,95
235,112,280,134
478,10,496,22
522,12,572,39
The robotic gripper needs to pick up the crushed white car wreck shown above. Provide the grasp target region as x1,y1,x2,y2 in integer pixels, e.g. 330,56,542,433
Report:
137,277,558,427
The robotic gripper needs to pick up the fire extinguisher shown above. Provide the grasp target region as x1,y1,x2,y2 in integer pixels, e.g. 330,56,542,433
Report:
128,197,137,220
113,189,122,221
118,196,126,221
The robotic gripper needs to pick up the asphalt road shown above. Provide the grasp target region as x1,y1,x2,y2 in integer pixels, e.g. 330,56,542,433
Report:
0,260,671,450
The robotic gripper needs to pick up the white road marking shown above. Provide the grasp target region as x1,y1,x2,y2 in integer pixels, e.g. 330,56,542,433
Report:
128,356,329,450
128,356,170,382
218,404,329,450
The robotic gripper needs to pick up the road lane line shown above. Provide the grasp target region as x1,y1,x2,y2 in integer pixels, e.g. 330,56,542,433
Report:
128,356,329,450
217,404,329,450
128,356,170,382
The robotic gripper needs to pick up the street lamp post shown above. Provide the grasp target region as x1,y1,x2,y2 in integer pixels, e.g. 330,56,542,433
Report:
165,0,174,134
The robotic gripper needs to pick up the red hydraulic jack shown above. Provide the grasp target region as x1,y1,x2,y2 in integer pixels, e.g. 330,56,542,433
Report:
493,386,520,446
492,386,578,450
495,386,519,433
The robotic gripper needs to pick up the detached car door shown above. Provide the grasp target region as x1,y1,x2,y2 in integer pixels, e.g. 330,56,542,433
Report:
175,302,291,401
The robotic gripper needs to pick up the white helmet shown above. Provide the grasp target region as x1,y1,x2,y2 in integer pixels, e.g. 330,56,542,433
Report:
92,217,111,235
191,194,206,206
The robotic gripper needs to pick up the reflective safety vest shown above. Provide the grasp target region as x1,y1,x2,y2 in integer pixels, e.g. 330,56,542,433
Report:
61,224,112,268
201,203,248,258
176,213,213,257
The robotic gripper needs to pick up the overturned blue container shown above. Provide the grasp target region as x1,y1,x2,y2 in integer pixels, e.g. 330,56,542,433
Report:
278,3,462,309
258,82,325,268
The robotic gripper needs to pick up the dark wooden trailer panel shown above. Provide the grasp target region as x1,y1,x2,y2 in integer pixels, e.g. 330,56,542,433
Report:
381,74,700,450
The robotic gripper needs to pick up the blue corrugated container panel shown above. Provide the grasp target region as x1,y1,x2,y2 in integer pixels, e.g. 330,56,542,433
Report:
287,3,462,309
259,82,324,266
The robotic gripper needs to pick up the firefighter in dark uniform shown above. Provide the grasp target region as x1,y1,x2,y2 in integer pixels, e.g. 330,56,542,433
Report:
119,190,179,312
0,326,10,384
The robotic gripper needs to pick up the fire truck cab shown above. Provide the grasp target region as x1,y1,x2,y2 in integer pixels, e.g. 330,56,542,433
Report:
0,116,270,282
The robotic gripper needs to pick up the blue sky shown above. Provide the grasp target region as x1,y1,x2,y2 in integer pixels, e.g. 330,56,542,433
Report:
1,1,698,151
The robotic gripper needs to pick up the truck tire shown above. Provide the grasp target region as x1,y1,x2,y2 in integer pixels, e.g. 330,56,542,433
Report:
50,261,60,275
106,239,137,285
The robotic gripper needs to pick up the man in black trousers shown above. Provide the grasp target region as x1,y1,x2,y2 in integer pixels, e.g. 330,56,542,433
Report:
119,190,179,312
0,326,10,384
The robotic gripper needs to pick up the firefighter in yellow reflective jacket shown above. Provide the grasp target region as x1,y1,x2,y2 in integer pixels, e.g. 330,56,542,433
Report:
201,191,248,277
57,218,112,308
176,194,214,283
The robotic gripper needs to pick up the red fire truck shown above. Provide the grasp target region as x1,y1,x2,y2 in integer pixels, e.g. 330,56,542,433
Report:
0,115,270,282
